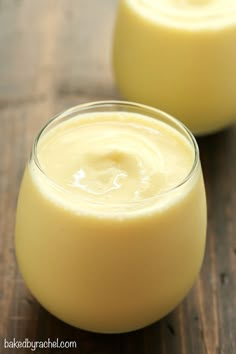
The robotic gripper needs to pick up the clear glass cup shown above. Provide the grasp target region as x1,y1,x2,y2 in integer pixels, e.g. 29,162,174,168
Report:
113,0,236,134
15,101,207,333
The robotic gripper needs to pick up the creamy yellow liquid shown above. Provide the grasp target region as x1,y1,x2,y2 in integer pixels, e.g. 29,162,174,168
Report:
15,111,206,333
113,0,236,134
37,113,194,211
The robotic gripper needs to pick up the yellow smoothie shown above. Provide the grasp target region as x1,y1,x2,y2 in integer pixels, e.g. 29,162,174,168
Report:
113,0,236,134
15,102,206,333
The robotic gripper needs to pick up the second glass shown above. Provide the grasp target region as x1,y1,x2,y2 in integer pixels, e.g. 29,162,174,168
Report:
113,0,236,134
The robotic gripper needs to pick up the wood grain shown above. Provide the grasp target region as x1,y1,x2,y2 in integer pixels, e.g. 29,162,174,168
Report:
0,1,235,353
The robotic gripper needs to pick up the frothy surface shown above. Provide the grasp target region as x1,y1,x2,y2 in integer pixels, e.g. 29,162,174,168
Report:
34,112,194,213
130,0,236,28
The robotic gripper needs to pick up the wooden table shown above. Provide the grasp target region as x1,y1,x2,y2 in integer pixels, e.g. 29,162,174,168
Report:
0,1,235,353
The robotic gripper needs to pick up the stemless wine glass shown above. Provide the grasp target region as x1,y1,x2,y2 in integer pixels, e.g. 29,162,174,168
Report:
15,101,207,333
113,0,236,134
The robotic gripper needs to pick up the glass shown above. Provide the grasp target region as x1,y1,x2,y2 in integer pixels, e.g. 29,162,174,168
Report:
113,0,236,134
15,101,207,333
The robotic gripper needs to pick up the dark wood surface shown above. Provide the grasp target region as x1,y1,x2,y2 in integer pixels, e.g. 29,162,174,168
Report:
0,1,236,353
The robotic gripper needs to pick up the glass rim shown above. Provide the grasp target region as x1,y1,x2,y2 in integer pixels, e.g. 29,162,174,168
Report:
31,100,200,203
